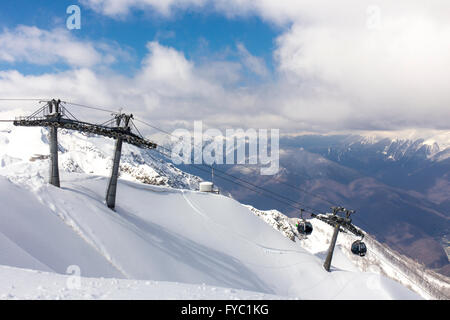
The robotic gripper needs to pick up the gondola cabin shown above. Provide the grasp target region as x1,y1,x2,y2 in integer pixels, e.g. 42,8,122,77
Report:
297,221,313,236
351,240,367,256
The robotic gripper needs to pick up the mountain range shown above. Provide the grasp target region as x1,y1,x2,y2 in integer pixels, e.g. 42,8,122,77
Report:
175,133,450,276
0,125,433,299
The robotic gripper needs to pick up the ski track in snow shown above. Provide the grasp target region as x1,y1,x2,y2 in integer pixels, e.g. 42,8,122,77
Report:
1,175,420,299
0,125,425,300
182,190,311,257
38,183,131,279
0,265,289,300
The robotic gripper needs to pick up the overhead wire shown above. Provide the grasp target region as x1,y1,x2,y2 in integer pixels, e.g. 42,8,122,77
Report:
2,99,334,215
0,98,46,101
134,118,176,137
61,103,79,122
8,99,436,297
97,118,116,127
274,179,336,207
130,119,144,139
153,142,320,213
345,214,438,298
151,144,320,215
1,98,117,116
134,118,326,214
25,103,48,119
152,149,313,213
62,101,117,114
134,117,339,210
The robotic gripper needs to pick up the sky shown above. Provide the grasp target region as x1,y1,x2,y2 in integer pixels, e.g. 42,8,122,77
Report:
0,0,449,138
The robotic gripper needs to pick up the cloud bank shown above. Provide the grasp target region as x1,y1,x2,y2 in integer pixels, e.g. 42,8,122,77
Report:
0,25,128,67
1,1,449,136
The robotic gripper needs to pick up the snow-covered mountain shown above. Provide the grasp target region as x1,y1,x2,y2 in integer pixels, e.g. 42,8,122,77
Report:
0,126,201,190
247,206,450,300
282,133,450,165
0,123,429,300
331,135,447,163
180,133,449,276
0,169,419,300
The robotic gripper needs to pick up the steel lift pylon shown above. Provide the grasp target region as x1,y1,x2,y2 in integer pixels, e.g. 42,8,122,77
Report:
312,207,365,272
13,99,157,210
105,114,133,210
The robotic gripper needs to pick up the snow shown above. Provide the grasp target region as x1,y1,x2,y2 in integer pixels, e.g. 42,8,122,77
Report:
0,125,201,190
357,130,450,156
0,173,421,299
0,265,285,300
0,124,423,300
247,207,450,300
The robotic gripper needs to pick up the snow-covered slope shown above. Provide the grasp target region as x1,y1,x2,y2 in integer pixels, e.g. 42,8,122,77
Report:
0,124,422,299
247,207,450,300
0,126,200,190
0,265,285,300
0,173,420,299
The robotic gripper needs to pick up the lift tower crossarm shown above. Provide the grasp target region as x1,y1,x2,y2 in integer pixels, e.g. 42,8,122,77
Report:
13,117,157,149
311,209,364,238
13,100,157,209
311,207,364,272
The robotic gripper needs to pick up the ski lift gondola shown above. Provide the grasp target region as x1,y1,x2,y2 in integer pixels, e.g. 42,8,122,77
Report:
297,220,313,235
351,240,367,257
296,209,313,236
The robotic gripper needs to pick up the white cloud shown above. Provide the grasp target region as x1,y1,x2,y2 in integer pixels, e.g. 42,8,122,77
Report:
81,0,208,17
0,41,252,131
2,1,450,135
220,1,450,130
78,1,450,131
0,25,128,67
236,43,268,77
270,2,450,130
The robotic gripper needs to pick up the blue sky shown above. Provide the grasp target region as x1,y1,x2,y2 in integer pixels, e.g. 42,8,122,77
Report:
0,1,281,77
0,1,448,135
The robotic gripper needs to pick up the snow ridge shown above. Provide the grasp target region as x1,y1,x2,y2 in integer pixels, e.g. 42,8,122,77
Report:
0,123,426,300
247,206,450,300
0,126,201,190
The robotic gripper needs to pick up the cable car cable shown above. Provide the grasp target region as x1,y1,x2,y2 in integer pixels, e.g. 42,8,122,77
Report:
153,145,321,214
150,147,318,214
134,120,323,213
63,101,117,114
0,98,46,101
134,117,339,210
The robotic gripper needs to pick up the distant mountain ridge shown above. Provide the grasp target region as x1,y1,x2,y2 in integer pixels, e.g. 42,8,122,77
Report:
281,134,450,198
1,124,448,277
0,125,423,299
172,133,450,277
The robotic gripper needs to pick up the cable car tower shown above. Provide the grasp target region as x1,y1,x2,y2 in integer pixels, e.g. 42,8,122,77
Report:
311,207,366,272
13,99,157,210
